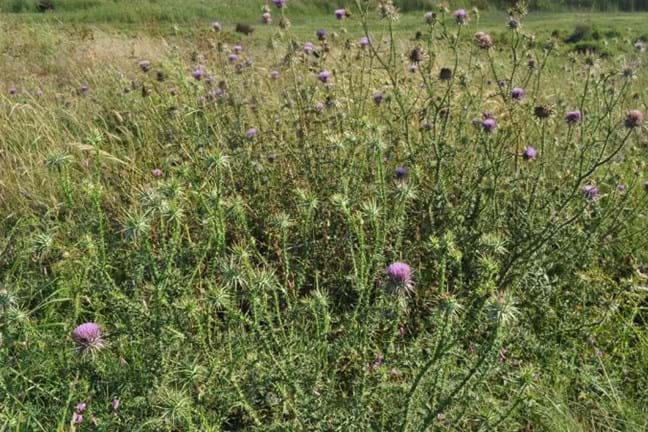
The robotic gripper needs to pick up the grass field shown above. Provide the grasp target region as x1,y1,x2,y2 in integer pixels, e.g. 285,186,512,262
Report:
1,1,648,431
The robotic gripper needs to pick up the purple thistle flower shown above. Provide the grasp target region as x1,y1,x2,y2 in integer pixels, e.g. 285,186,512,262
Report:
262,12,272,24
454,9,468,25
335,8,347,20
303,42,315,54
192,67,205,80
565,110,582,125
138,60,151,72
79,84,89,95
72,322,104,353
272,0,286,8
511,87,524,101
318,70,332,83
424,11,437,24
211,21,222,32
373,92,384,105
385,262,414,295
73,413,83,425
152,168,163,178
359,36,370,48
523,146,537,160
233,44,243,53
246,128,257,138
314,101,325,113
395,166,408,180
316,28,327,41
582,185,600,200
270,70,280,80
482,118,497,133
227,53,238,64
112,399,120,411
75,403,87,413
9,84,17,95
616,184,626,193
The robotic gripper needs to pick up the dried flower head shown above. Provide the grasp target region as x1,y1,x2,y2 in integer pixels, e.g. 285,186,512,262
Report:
624,110,644,129
474,32,494,49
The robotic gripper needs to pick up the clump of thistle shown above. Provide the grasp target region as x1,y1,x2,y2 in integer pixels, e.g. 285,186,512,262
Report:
72,322,105,353
384,262,414,295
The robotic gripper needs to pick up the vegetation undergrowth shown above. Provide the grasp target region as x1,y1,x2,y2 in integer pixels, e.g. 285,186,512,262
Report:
1,1,647,430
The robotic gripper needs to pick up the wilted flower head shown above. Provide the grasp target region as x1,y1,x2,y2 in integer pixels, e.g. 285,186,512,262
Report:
624,109,644,129
511,87,524,100
211,21,221,31
246,128,257,138
138,60,151,72
385,262,414,295
395,166,408,180
534,105,553,119
508,16,520,29
112,399,120,411
424,11,437,24
359,36,370,48
474,31,493,49
378,0,399,20
272,0,286,8
303,42,315,54
523,146,537,160
316,28,327,41
318,70,332,83
79,84,89,95
582,185,599,200
409,47,424,63
482,118,497,133
439,67,453,81
334,8,347,20
454,9,468,25
262,12,272,24
72,322,104,353
565,110,581,124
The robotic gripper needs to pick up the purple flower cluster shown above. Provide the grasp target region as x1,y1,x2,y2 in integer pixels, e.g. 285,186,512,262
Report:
72,322,104,353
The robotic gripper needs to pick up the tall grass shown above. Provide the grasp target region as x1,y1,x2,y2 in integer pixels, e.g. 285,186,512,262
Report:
1,1,647,430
